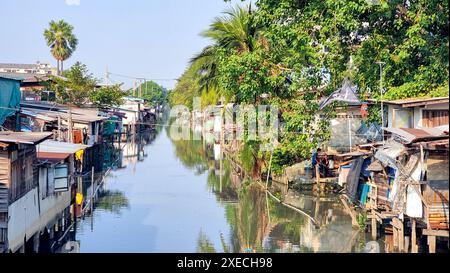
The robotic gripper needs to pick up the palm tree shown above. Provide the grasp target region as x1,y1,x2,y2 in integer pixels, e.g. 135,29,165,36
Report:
43,20,78,75
202,5,260,53
191,5,263,95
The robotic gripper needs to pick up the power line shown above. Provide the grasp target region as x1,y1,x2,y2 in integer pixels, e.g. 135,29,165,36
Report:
108,72,178,82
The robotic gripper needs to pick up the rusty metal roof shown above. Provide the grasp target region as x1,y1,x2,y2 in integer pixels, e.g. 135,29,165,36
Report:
37,151,71,163
383,127,449,144
0,132,53,145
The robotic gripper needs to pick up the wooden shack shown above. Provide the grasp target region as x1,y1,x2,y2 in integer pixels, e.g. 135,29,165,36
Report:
0,132,52,252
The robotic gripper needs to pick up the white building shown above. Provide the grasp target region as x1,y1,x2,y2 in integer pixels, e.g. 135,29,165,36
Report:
383,97,449,129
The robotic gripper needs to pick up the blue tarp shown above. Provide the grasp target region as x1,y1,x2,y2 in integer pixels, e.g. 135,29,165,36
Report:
0,77,21,126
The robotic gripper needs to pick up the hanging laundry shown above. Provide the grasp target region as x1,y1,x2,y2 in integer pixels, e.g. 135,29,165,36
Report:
75,149,84,161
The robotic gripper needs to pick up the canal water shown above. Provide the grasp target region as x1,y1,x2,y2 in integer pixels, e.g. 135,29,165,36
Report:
68,124,381,253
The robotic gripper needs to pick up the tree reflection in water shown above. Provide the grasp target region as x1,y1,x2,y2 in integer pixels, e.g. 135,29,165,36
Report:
168,127,362,253
96,189,130,215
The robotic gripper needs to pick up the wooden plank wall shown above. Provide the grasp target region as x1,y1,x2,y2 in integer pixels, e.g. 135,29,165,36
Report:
9,145,38,204
0,150,10,213
422,110,449,128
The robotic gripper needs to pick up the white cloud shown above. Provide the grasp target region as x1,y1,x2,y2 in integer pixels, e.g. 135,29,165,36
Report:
65,0,80,6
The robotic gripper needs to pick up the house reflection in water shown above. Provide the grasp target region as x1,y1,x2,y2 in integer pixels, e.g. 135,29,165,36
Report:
169,132,367,254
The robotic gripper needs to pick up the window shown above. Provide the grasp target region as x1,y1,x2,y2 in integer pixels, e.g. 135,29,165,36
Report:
0,228,6,244
54,164,69,192
39,167,49,199
393,109,412,128
422,110,449,128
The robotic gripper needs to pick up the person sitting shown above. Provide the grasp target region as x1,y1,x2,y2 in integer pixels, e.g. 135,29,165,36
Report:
311,148,321,178
319,153,330,178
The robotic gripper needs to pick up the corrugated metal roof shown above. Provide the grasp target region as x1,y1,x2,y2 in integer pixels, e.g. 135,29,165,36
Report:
0,74,23,81
37,151,71,163
0,72,48,82
0,63,46,69
0,72,66,83
0,132,52,144
374,141,405,168
37,140,91,154
370,97,449,107
383,127,449,144
21,109,58,122
21,106,108,123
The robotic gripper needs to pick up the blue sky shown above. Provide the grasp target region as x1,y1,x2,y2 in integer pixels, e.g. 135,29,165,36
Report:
0,0,250,89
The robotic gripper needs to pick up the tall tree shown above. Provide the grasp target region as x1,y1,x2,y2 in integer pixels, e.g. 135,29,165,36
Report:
190,5,263,97
51,62,97,106
43,20,78,75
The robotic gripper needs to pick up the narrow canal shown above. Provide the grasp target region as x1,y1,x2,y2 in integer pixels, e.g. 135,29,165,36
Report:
67,123,379,253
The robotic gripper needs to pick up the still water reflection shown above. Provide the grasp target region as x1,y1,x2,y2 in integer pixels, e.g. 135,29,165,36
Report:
70,125,373,253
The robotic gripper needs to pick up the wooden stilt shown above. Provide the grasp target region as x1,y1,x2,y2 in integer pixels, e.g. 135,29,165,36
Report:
411,219,418,253
393,227,398,249
399,220,404,252
404,236,410,253
315,165,320,192
371,212,377,240
428,236,436,253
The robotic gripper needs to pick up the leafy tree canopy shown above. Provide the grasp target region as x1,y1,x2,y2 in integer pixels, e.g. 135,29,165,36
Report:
136,80,168,107
90,84,128,108
51,62,97,107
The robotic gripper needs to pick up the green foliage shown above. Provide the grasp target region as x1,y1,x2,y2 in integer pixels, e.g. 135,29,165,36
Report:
50,62,97,106
90,84,127,108
196,232,217,253
429,84,450,97
177,0,449,174
169,64,201,109
171,6,263,106
136,81,168,107
357,212,368,231
96,190,129,215
239,142,257,173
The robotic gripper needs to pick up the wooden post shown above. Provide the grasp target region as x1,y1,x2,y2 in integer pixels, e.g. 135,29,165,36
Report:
393,227,398,249
315,165,320,192
57,116,61,141
411,219,418,253
371,211,377,240
399,219,404,252
68,108,73,143
404,236,410,253
91,166,94,214
428,236,436,253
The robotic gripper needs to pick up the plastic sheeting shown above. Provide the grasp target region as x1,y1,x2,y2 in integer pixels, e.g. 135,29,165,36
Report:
405,161,424,218
356,122,383,142
0,77,21,126
346,157,365,202
319,78,361,110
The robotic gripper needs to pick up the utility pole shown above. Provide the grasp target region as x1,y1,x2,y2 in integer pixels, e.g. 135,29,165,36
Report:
376,61,386,142
57,116,61,141
68,108,73,143
105,66,109,87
